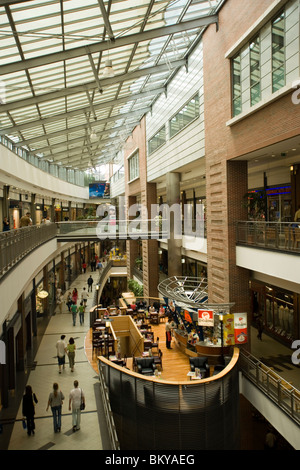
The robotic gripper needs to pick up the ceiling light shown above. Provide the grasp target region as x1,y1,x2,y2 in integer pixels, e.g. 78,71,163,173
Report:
102,59,115,77
90,129,97,140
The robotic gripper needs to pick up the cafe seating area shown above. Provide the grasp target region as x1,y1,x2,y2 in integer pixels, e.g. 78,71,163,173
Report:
189,356,210,378
85,294,234,382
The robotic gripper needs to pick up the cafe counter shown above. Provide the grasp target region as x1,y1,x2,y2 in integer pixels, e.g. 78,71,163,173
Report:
173,329,232,361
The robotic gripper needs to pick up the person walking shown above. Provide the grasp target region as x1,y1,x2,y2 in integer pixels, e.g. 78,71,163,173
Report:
87,275,93,292
81,287,89,306
78,301,85,326
46,383,65,433
56,334,67,374
256,315,263,341
66,292,72,312
165,318,173,349
82,260,87,273
69,380,85,432
22,385,38,436
57,292,63,314
72,288,78,304
70,302,78,326
67,337,76,372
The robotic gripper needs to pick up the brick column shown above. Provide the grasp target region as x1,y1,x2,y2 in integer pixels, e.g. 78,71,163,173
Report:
206,159,250,344
142,182,159,299
166,172,181,277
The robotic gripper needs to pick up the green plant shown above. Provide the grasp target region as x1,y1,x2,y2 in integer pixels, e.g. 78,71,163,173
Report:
128,278,143,297
135,256,143,269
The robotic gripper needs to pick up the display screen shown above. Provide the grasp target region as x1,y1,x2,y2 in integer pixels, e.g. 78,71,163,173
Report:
89,182,110,199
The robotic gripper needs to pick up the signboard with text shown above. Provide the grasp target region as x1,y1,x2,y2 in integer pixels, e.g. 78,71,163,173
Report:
198,309,214,327
234,313,248,344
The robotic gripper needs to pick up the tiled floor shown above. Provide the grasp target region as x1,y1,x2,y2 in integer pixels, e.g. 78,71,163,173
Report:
2,265,300,450
5,267,110,451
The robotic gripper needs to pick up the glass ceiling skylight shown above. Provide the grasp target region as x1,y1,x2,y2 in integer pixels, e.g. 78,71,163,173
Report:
0,0,222,171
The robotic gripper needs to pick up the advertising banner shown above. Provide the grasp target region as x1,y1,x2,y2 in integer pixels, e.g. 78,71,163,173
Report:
223,314,235,346
198,309,214,327
234,313,248,344
184,310,193,323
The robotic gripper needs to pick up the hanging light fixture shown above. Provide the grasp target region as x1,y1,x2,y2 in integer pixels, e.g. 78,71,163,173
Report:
102,38,115,77
103,58,114,77
90,128,97,140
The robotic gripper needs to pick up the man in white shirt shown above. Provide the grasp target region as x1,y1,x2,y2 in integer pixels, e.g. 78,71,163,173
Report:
81,287,89,306
69,380,85,432
56,335,67,374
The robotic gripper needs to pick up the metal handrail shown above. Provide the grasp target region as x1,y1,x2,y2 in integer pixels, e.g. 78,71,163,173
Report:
0,223,57,280
236,220,300,253
239,349,300,424
98,360,120,450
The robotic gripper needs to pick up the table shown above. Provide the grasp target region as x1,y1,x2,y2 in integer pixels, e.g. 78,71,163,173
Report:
187,371,202,380
150,312,159,325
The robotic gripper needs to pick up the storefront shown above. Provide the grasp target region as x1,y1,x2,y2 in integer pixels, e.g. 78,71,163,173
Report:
250,280,298,345
9,199,22,229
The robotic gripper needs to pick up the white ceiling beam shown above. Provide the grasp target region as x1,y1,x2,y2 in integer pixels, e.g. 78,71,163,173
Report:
11,107,150,146
0,15,218,74
0,59,185,113
0,88,163,134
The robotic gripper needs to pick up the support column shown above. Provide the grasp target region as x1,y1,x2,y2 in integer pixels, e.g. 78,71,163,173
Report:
142,183,159,299
17,294,27,372
2,185,9,219
31,193,36,225
51,198,55,223
126,196,139,281
166,172,181,277
206,159,250,344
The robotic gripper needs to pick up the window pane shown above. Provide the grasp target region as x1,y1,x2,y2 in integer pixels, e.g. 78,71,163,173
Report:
148,126,166,155
272,12,285,93
169,94,199,138
129,152,139,181
232,54,242,116
250,36,261,105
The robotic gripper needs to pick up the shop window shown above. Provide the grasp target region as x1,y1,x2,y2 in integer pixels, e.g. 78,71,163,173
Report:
272,11,285,93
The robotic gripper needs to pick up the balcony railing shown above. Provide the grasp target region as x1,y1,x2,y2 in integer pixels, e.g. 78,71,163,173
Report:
0,223,57,279
236,221,300,253
239,349,300,425
56,219,206,240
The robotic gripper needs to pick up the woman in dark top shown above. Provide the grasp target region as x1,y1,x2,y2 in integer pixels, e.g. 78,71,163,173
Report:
3,217,9,232
22,385,38,436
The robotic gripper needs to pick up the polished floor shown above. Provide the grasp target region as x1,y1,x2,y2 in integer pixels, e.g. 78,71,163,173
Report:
1,267,110,451
1,266,299,450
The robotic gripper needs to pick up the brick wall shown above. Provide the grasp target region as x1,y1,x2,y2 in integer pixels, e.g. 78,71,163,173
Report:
202,0,300,340
125,118,159,298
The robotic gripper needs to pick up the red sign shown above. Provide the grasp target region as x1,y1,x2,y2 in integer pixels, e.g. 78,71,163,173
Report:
198,310,214,326
234,313,248,344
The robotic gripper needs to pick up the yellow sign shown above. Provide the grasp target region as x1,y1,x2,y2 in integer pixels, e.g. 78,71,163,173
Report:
223,314,235,346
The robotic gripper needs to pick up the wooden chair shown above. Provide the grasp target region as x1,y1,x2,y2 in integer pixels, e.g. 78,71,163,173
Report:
294,227,300,249
153,349,163,370
284,226,294,249
104,338,115,357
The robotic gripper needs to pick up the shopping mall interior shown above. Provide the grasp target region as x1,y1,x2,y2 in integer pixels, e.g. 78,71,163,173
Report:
0,0,300,453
